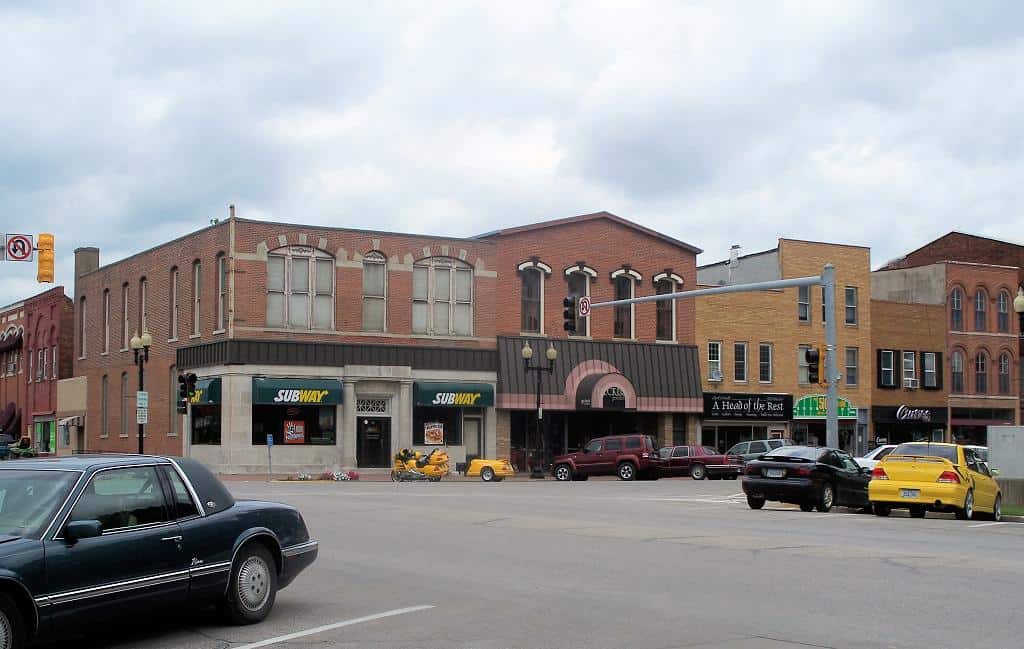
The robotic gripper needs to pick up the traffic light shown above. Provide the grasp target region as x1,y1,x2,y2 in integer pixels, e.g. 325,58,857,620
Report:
177,375,189,413
806,348,821,384
186,373,198,399
36,233,54,283
562,296,577,333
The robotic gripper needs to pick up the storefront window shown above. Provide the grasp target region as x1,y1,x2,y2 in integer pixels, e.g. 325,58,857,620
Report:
191,406,221,444
413,407,472,446
252,405,336,445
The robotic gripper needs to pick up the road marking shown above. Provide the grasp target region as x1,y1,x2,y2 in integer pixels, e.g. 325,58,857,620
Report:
967,521,1024,528
231,605,435,649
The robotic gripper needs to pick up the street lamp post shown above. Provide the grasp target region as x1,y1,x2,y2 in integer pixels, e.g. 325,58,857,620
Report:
1014,287,1024,335
521,341,558,479
130,331,152,455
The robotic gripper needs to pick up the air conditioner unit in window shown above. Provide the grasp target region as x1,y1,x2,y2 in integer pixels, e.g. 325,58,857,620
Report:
904,377,919,389
710,369,723,382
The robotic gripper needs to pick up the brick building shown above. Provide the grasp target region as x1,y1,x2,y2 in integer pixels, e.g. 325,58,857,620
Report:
869,299,948,445
74,211,703,473
695,239,873,453
873,261,1020,444
0,287,74,452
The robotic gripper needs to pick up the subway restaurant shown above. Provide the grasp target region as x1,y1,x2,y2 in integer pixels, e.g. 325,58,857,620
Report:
413,383,494,462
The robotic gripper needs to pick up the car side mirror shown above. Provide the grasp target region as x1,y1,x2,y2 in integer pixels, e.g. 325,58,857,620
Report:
991,468,1000,478
65,520,103,542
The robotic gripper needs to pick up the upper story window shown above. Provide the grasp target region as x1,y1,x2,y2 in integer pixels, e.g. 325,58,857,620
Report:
707,342,722,381
415,257,473,336
654,271,683,342
951,350,964,393
759,343,772,383
845,348,858,386
216,253,227,332
974,289,987,332
266,247,335,330
517,259,550,334
362,252,387,332
845,287,858,325
101,374,109,438
169,267,179,341
733,342,747,382
36,348,46,382
998,290,1010,333
975,351,988,394
192,261,201,336
797,285,810,322
611,267,641,339
878,349,895,388
121,283,130,350
923,352,939,389
79,296,87,358
102,289,110,354
950,287,963,331
565,264,596,337
798,344,810,384
999,352,1012,395
139,277,147,335
902,351,916,387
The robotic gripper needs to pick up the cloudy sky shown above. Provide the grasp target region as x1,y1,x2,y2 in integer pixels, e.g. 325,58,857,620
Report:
2,1,1022,305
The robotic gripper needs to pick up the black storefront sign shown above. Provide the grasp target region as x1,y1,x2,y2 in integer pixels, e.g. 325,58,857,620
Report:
872,405,948,425
703,393,792,420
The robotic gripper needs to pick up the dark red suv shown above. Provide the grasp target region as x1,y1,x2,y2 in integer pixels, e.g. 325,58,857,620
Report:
552,434,664,481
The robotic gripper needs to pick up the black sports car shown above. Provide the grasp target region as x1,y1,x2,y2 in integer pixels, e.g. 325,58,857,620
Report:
0,454,318,648
742,445,872,512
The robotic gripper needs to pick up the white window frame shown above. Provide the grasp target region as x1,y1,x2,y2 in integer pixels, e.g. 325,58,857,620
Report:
611,267,642,340
998,290,1010,333
139,277,147,335
845,287,858,325
192,261,201,337
518,260,550,334
101,374,109,438
845,347,858,386
733,342,748,382
708,341,722,381
216,254,227,332
798,344,811,384
975,352,988,394
169,268,178,341
951,351,964,393
37,348,46,382
758,342,772,383
121,284,130,350
565,265,597,338
902,351,916,385
653,272,683,342
999,352,1011,395
974,289,987,331
265,248,336,331
102,289,110,354
51,345,57,380
362,251,388,332
415,257,474,336
950,287,963,330
880,350,895,387
923,352,937,388
797,285,810,322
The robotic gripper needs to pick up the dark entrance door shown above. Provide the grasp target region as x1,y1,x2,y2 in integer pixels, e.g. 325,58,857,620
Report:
358,417,391,467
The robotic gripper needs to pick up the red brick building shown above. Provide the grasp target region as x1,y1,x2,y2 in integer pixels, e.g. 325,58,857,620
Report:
0,287,74,452
74,211,702,473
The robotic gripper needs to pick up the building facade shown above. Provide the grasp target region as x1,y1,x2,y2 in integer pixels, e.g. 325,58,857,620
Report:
0,287,74,452
695,239,873,453
74,211,704,473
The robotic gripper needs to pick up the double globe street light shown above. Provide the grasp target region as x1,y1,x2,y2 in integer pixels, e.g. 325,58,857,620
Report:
521,340,558,479
130,331,152,455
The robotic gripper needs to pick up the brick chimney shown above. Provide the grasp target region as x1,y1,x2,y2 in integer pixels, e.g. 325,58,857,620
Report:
74,247,99,278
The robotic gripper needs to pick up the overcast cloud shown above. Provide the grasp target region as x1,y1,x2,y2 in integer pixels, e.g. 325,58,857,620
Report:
1,1,1022,305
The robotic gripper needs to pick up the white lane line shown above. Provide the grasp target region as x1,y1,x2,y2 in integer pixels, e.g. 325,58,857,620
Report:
231,605,435,649
969,522,1009,528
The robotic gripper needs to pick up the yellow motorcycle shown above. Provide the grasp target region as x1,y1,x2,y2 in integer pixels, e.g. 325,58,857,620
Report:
391,448,450,482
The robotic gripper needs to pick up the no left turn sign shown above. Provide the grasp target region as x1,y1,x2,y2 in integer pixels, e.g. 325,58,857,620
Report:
5,234,33,262
578,296,591,318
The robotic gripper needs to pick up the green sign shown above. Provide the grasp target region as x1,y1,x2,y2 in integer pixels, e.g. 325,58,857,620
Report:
414,382,494,408
252,378,343,405
793,394,858,419
190,378,222,405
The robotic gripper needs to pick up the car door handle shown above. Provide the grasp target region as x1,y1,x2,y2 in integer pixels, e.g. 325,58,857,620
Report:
161,535,183,543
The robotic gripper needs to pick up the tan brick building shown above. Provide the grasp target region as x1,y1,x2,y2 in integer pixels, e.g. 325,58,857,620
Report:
74,211,703,473
696,239,873,453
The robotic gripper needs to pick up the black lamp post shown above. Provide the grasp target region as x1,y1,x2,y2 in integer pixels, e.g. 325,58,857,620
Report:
521,340,557,479
130,330,152,455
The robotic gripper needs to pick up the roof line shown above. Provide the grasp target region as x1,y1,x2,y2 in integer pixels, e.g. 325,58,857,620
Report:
885,231,1024,268
233,216,495,243
698,247,779,269
779,238,871,251
0,286,70,313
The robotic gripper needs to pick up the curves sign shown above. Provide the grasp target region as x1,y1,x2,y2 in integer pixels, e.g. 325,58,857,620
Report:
4,234,34,262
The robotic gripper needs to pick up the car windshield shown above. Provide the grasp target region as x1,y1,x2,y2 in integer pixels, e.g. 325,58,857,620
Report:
761,446,823,461
891,443,958,463
0,470,79,538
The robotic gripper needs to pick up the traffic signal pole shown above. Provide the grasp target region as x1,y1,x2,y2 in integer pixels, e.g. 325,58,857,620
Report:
583,264,840,449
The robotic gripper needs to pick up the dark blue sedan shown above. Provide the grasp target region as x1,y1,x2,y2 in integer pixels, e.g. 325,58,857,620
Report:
0,455,318,648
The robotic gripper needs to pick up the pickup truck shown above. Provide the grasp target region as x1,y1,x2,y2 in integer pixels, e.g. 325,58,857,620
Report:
658,445,743,480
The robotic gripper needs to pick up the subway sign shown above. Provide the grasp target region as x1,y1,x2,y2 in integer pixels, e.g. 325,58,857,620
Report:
252,378,342,405
415,382,494,408
431,392,484,406
273,389,331,404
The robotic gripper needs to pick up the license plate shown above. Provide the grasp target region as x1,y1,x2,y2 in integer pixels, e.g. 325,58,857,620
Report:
901,489,920,498
765,468,785,478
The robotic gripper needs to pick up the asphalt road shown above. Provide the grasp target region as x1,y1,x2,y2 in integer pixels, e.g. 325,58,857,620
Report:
69,477,1024,649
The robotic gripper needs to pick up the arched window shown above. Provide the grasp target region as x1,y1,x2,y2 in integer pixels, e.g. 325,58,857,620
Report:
565,264,596,337
950,287,963,330
951,350,964,393
121,282,131,348
192,261,201,336
414,257,474,336
169,365,179,437
139,276,148,334
101,374,109,438
999,352,1012,395
611,267,642,339
517,259,550,334
102,289,110,353
974,351,988,394
998,290,1010,333
654,271,684,341
266,247,335,330
216,253,227,332
79,296,87,358
169,267,179,340
974,289,987,331
362,251,387,332
121,372,130,437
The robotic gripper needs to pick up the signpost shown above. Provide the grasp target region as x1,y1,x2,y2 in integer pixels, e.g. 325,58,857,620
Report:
136,390,149,425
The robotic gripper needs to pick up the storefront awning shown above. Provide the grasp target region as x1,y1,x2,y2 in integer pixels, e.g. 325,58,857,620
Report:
190,378,222,405
252,378,342,405
414,382,494,407
793,394,858,419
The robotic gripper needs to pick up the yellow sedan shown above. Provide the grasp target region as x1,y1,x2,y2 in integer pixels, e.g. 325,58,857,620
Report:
869,442,1001,520
465,458,515,482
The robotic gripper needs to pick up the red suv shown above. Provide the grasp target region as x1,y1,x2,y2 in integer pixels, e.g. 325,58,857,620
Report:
552,434,664,481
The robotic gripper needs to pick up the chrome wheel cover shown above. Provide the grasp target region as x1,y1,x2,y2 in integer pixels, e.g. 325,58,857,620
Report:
823,485,833,509
237,555,272,612
0,608,11,649
620,465,634,479
965,492,974,519
994,497,1002,521
555,466,570,480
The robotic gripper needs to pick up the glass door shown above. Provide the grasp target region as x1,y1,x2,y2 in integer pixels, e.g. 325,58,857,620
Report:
464,417,482,460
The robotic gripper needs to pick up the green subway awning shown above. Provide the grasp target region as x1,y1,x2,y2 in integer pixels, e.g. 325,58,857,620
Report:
190,378,222,405
414,382,494,407
793,394,858,419
252,378,342,405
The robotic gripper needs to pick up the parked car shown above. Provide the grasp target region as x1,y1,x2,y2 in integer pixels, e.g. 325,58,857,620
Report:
726,438,793,463
854,444,897,470
742,445,871,512
0,454,318,649
552,434,664,481
868,442,1001,520
658,445,742,480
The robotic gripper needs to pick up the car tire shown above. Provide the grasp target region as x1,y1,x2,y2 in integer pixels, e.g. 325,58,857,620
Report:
690,464,707,480
800,502,815,512
816,483,834,513
747,495,765,510
480,467,495,482
955,490,974,520
909,506,926,518
992,495,1002,522
873,503,891,517
0,592,26,649
554,464,572,481
617,462,637,481
223,543,279,625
